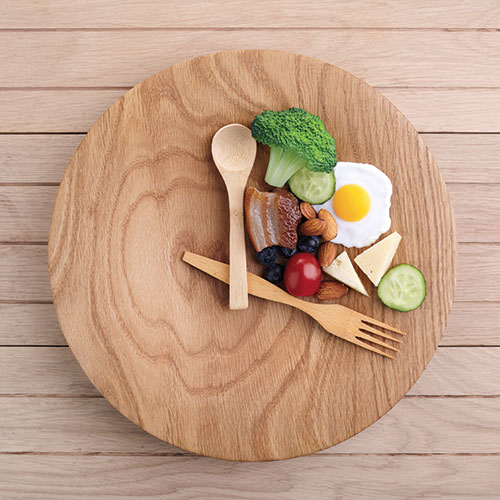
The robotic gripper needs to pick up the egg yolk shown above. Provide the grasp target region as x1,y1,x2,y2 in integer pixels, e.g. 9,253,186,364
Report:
333,184,371,222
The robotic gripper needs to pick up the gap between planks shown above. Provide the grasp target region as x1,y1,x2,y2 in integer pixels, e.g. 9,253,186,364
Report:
1,28,500,32
2,86,500,91
0,451,498,457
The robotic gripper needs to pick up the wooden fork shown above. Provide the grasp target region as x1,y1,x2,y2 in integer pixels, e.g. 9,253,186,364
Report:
182,251,406,359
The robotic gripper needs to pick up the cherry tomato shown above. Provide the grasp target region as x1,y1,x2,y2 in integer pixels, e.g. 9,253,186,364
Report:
284,252,322,297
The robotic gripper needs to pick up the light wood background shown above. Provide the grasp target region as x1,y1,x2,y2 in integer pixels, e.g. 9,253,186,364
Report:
0,0,499,497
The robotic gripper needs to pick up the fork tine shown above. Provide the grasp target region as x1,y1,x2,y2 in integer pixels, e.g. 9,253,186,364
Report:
359,325,402,343
356,332,399,352
361,318,406,336
351,338,396,360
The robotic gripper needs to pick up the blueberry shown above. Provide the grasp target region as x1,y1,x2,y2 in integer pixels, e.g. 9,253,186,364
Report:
279,246,297,258
265,263,284,284
256,246,278,266
297,235,320,253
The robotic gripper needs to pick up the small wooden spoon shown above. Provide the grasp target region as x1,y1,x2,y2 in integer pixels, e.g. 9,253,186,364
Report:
212,124,257,310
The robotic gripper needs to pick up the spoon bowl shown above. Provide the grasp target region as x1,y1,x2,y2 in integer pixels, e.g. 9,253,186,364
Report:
212,124,257,174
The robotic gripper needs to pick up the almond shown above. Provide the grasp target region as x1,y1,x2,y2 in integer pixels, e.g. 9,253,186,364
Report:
316,281,349,300
317,242,337,268
298,218,327,236
318,209,338,241
300,202,317,220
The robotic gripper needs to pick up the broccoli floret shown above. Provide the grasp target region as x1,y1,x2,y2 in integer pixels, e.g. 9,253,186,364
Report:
251,108,337,188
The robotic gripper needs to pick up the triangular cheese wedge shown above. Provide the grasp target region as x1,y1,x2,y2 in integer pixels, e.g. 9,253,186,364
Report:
354,232,402,286
323,251,368,296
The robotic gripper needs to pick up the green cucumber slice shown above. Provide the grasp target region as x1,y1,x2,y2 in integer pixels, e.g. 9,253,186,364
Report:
377,264,426,312
288,167,335,204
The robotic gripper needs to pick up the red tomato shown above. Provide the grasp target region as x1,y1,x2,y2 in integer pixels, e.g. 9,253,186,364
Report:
284,252,322,297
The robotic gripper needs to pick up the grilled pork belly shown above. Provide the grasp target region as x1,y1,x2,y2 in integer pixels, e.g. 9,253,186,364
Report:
245,187,301,252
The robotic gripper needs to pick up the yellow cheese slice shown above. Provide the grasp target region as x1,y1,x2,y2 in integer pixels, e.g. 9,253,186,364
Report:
354,232,402,286
322,251,368,296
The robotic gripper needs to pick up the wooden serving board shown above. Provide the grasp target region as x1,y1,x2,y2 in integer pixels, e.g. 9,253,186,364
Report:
48,50,457,461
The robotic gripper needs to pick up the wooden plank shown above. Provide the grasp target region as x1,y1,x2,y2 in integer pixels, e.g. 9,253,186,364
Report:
0,90,123,133
330,397,500,455
380,88,500,133
0,187,56,242
2,89,499,133
0,245,49,301
407,348,500,396
448,184,500,243
1,347,498,397
1,183,498,243
3,0,499,28
1,455,499,500
2,31,500,87
2,134,499,184
3,301,500,347
0,348,98,396
0,304,62,345
0,397,498,454
442,302,500,346
421,134,500,184
456,244,500,302
0,134,81,183
0,243,497,302
0,397,177,454
3,302,498,347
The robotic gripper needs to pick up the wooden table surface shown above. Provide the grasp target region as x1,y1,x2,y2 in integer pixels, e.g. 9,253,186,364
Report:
0,1,499,498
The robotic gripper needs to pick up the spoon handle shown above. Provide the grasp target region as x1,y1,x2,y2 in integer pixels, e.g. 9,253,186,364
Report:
227,186,248,310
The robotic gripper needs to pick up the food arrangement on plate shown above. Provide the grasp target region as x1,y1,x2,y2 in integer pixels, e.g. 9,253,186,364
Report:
245,107,426,312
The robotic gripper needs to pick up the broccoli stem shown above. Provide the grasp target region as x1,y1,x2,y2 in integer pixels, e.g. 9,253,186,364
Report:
264,146,308,188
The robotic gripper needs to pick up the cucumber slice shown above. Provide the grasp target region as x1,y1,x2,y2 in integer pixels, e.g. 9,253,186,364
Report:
288,167,335,204
377,264,426,312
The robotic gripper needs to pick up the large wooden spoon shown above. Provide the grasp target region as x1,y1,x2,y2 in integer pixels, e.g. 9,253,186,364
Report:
211,124,257,310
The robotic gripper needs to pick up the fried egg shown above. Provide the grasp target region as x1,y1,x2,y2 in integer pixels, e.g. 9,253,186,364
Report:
314,162,392,248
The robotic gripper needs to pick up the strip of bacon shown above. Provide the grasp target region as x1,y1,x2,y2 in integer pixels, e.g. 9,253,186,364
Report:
244,187,301,252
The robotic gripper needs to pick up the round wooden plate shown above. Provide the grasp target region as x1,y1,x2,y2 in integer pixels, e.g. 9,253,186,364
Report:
48,50,457,461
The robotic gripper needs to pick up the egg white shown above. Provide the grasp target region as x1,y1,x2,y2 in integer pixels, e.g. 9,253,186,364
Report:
314,162,392,248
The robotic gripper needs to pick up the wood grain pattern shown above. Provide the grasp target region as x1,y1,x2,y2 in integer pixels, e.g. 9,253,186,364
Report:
4,88,500,133
3,134,500,184
2,183,499,242
47,50,456,461
1,455,499,500
2,347,499,396
3,0,499,28
3,31,500,87
1,397,498,454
